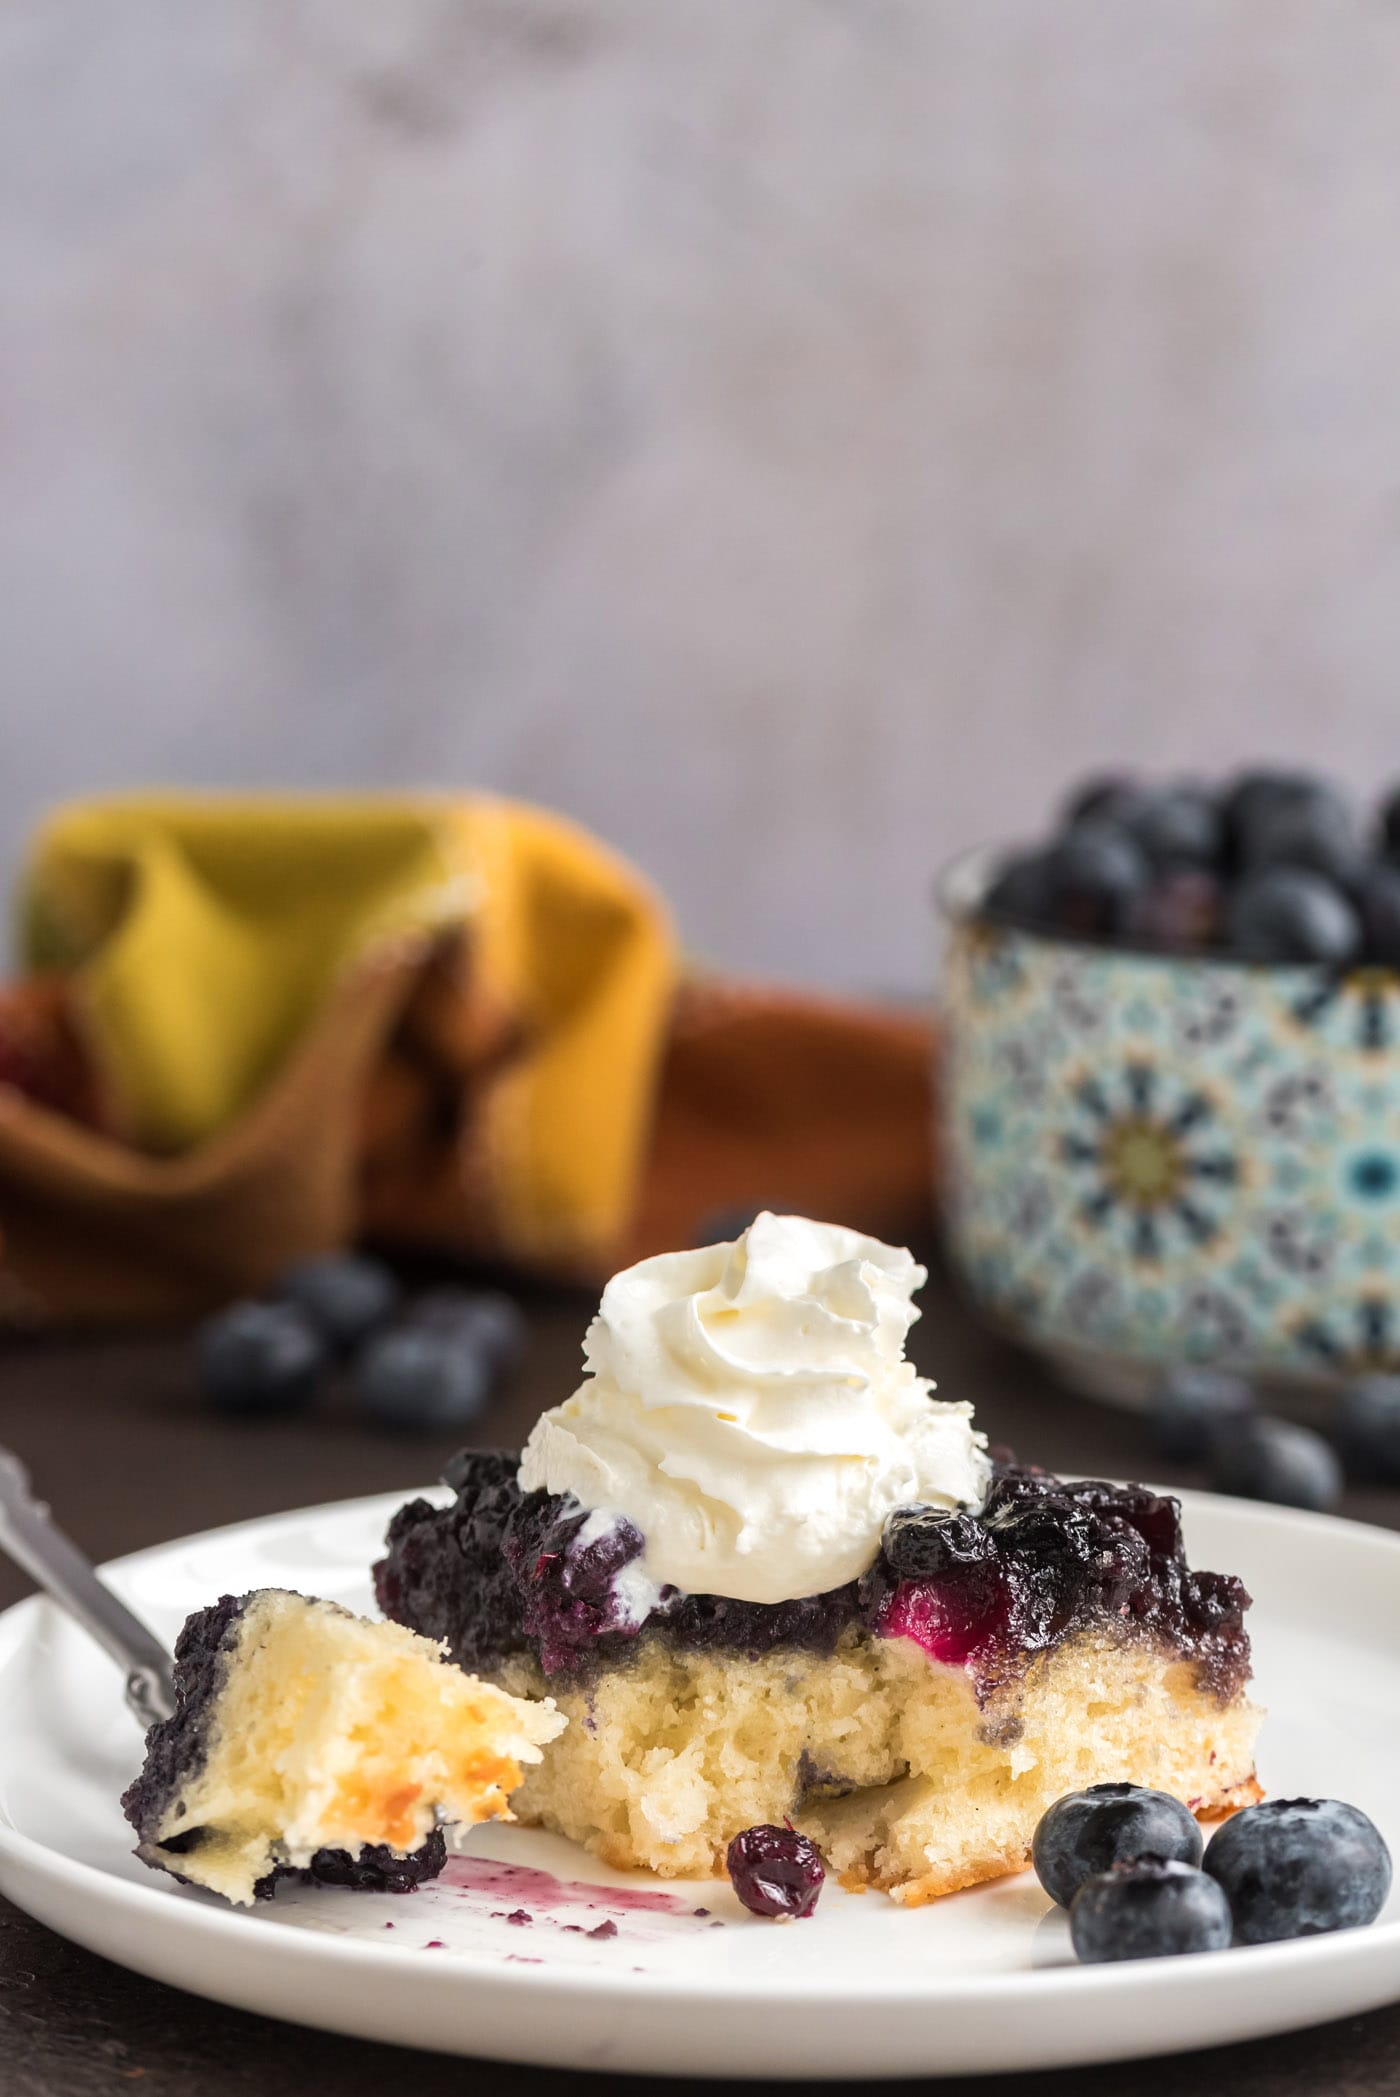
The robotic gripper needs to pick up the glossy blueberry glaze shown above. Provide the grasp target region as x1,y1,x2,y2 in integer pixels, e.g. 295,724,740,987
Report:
374,1452,1252,1702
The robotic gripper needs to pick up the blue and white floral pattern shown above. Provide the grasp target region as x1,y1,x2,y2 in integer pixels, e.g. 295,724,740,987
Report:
942,920,1400,1379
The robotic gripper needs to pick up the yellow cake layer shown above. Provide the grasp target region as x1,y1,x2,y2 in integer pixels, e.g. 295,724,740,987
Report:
498,1627,1261,1900
145,1590,563,1905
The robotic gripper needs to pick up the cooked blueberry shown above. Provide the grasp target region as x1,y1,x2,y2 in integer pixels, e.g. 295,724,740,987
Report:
411,1288,527,1379
1224,868,1361,965
1127,868,1224,952
1150,1367,1257,1462
1125,787,1223,870
1207,1416,1342,1512
1243,798,1363,889
1335,1377,1400,1484
198,1301,325,1414
881,1506,996,1579
1041,822,1150,939
983,852,1053,930
1204,1798,1392,1944
1358,864,1400,966
279,1252,399,1353
1033,1784,1203,1909
725,1824,825,1920
355,1329,492,1431
1070,1856,1232,1963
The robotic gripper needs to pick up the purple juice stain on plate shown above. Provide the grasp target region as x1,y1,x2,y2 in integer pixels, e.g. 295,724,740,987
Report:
440,1857,699,1918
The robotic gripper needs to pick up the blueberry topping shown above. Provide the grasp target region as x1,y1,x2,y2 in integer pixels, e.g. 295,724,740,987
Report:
1335,1377,1400,1484
1070,1856,1232,1962
1204,1798,1392,1944
411,1288,528,1379
880,1506,996,1579
1207,1416,1342,1512
1033,1783,1203,1909
355,1329,493,1432
198,1301,325,1414
1149,1366,1257,1462
278,1252,400,1354
725,1824,825,1920
1224,867,1361,965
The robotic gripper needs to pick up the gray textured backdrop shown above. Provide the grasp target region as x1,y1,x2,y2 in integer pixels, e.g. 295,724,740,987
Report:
5,0,1400,991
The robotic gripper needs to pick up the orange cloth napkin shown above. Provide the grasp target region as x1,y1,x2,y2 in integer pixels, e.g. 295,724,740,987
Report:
0,796,934,1323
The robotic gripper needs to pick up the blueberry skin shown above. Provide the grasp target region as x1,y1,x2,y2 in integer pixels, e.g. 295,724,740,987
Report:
1205,1799,1392,1944
1243,799,1363,890
1357,864,1400,967
1070,1857,1232,1963
881,1505,997,1579
1150,1367,1257,1462
198,1301,325,1414
1062,774,1142,830
355,1329,493,1431
1125,788,1223,870
411,1288,527,1379
1224,868,1361,966
1223,772,1351,866
1208,1417,1342,1512
725,1824,825,1920
279,1253,400,1354
1335,1378,1400,1485
982,852,1053,932
1033,1783,1203,1909
1041,822,1151,939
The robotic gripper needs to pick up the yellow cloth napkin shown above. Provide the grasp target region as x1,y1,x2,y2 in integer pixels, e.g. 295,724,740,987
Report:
18,795,676,1268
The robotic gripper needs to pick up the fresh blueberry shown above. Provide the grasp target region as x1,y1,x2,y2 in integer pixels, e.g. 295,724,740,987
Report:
279,1252,400,1354
198,1301,325,1414
1125,787,1223,870
1223,772,1350,865
1061,774,1142,829
1041,822,1150,939
1358,864,1400,967
881,1505,997,1579
411,1288,527,1380
355,1329,493,1431
1127,868,1224,953
1070,1856,1232,1963
1224,868,1361,965
1207,1416,1342,1512
983,852,1053,931
725,1824,825,1920
1381,784,1400,860
1033,1783,1203,1909
1243,798,1363,889
1335,1377,1400,1484
1149,1367,1257,1463
1204,1799,1392,1944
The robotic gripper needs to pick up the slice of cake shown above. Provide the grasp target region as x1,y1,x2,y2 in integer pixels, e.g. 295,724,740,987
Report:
122,1589,563,1906
375,1214,1263,1904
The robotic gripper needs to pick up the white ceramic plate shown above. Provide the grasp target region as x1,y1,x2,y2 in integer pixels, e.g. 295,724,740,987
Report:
0,1488,1398,2081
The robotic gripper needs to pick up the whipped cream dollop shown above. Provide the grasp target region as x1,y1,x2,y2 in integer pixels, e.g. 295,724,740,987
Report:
518,1213,989,1606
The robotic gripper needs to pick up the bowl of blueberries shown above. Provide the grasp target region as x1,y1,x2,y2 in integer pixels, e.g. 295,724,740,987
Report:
939,767,1400,1408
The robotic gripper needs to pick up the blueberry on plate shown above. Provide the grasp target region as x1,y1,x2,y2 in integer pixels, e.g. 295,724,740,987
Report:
279,1252,400,1354
1334,1377,1400,1485
725,1824,825,1920
355,1329,493,1432
1149,1366,1257,1463
198,1301,325,1414
1224,868,1361,966
1207,1416,1342,1512
1041,822,1150,939
1204,1798,1392,1944
1033,1783,1203,1909
410,1288,527,1380
1070,1856,1232,1963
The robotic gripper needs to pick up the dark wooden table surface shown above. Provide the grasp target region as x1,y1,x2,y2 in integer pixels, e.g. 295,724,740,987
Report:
2,1255,1398,2097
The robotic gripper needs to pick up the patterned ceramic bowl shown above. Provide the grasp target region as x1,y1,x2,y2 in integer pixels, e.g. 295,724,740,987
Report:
939,847,1400,1404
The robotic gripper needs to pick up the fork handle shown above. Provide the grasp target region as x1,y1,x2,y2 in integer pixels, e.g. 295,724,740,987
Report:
0,1444,176,1727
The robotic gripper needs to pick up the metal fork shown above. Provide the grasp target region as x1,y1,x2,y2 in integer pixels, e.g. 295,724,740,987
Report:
0,1443,175,1728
